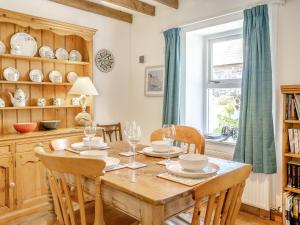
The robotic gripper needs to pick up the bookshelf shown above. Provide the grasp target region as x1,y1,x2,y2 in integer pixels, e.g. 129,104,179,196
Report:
281,85,300,225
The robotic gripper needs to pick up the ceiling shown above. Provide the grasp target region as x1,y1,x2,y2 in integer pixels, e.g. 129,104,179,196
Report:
49,0,179,23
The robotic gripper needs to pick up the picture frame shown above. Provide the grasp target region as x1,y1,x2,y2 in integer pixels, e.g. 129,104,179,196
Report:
144,65,165,97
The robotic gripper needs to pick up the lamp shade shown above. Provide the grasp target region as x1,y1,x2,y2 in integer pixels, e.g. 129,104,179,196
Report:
68,77,99,95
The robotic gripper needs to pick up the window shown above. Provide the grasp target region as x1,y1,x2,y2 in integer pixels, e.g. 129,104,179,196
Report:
204,30,243,138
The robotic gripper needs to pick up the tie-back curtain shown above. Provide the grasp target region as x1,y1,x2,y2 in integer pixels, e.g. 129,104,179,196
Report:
163,28,181,125
233,4,276,174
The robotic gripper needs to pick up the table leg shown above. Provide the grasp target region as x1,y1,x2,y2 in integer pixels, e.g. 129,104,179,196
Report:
141,202,165,225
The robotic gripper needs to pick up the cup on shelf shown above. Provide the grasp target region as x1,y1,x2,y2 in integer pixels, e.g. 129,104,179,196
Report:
37,98,46,107
52,98,64,106
0,98,5,108
71,97,80,106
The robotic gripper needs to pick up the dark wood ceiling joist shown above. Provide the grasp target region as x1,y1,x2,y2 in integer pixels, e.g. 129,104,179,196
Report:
104,0,155,16
49,0,133,23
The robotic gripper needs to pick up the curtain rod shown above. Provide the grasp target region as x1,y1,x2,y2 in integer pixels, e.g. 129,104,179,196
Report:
161,0,285,33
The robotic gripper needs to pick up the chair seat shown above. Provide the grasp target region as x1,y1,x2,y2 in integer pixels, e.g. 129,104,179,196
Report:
75,201,139,225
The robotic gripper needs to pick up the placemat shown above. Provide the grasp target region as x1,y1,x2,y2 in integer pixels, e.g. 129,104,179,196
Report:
119,151,140,157
157,172,208,186
105,164,127,172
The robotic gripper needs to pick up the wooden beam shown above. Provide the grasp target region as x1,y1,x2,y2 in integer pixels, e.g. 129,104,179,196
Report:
104,0,155,16
49,0,133,23
154,0,178,9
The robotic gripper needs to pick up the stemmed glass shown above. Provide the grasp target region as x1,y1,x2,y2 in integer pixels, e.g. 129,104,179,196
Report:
84,122,97,150
126,121,142,168
123,121,133,155
162,124,176,165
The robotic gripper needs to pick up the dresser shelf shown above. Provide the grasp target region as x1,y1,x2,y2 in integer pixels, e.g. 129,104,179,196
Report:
284,120,300,124
0,80,73,86
284,153,300,158
0,53,89,65
0,105,85,110
284,187,300,194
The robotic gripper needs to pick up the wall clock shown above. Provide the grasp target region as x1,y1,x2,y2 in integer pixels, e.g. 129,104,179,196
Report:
95,49,114,73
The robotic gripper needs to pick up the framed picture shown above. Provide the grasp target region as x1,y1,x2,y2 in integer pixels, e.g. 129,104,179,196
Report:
144,65,165,97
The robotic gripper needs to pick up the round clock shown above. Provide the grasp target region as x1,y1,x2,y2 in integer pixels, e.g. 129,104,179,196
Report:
95,49,114,73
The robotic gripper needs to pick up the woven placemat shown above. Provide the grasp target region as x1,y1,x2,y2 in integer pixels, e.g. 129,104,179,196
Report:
157,172,208,186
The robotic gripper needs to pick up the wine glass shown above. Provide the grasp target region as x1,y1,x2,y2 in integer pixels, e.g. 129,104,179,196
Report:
162,124,176,165
123,121,132,155
84,122,97,150
126,121,142,167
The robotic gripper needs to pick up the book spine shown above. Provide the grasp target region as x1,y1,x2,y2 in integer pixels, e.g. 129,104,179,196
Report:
295,129,299,154
289,163,293,187
290,129,295,153
293,164,296,188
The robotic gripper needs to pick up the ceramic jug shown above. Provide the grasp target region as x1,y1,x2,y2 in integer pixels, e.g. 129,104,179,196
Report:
8,88,28,107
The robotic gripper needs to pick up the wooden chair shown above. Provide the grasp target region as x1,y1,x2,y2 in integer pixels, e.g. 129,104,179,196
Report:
97,122,122,142
166,164,252,225
35,146,138,225
151,125,205,154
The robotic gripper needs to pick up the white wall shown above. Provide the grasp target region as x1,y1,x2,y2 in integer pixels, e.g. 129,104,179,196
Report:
0,0,131,125
130,0,300,209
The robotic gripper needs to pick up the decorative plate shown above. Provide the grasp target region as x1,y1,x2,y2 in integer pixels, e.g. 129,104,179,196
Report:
49,70,63,83
67,71,78,83
10,32,37,56
39,46,54,59
0,41,6,54
95,49,114,73
142,146,184,158
166,162,219,179
3,67,20,81
55,48,69,60
29,69,43,82
69,50,82,61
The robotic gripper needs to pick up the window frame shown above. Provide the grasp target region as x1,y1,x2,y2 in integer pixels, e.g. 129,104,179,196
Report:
203,29,243,134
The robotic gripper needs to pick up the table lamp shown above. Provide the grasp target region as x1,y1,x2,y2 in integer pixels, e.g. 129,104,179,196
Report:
68,77,98,125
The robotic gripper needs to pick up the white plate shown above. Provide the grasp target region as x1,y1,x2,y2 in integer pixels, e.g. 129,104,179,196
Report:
29,69,43,82
10,32,37,56
105,157,120,170
166,162,219,179
3,67,20,81
55,48,69,60
71,142,108,151
49,70,63,83
80,150,108,157
142,146,184,158
0,41,6,54
39,46,54,59
69,50,82,62
67,71,78,83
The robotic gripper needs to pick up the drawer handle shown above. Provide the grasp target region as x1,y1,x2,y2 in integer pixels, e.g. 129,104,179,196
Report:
9,182,15,188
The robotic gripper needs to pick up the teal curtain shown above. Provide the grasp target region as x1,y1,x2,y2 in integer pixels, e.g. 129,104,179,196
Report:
233,5,276,174
163,28,181,125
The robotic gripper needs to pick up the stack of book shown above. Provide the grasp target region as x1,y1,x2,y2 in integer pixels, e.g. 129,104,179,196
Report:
288,129,300,153
285,193,300,225
286,94,300,120
287,161,300,188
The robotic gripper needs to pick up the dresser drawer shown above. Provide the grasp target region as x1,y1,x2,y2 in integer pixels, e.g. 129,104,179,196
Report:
16,141,50,153
0,144,13,156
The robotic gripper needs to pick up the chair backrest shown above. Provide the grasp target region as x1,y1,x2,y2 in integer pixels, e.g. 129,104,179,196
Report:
191,164,252,225
150,125,205,154
97,122,122,142
35,146,106,225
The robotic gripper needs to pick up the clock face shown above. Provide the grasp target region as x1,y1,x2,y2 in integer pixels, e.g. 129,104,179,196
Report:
95,49,114,73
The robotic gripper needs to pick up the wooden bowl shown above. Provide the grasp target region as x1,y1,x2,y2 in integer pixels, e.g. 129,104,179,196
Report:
40,120,61,130
14,123,37,133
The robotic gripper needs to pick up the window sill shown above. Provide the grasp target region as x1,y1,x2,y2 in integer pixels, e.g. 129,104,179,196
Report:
205,138,236,146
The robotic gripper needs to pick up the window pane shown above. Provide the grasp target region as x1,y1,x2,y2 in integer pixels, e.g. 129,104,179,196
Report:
207,88,241,135
211,38,243,80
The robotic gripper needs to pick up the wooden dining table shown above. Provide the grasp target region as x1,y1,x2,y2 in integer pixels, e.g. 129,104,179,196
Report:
47,141,247,225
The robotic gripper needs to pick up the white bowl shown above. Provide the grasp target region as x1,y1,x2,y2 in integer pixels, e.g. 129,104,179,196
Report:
51,139,69,151
83,137,104,147
179,154,208,171
151,140,170,153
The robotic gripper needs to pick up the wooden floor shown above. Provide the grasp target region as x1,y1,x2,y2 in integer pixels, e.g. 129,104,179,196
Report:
7,211,282,225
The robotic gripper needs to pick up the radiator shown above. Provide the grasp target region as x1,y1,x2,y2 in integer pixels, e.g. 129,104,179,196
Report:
242,172,273,211
205,141,273,211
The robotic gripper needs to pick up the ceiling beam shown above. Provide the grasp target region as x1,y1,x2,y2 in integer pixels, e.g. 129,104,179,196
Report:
104,0,155,16
154,0,178,9
49,0,133,23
